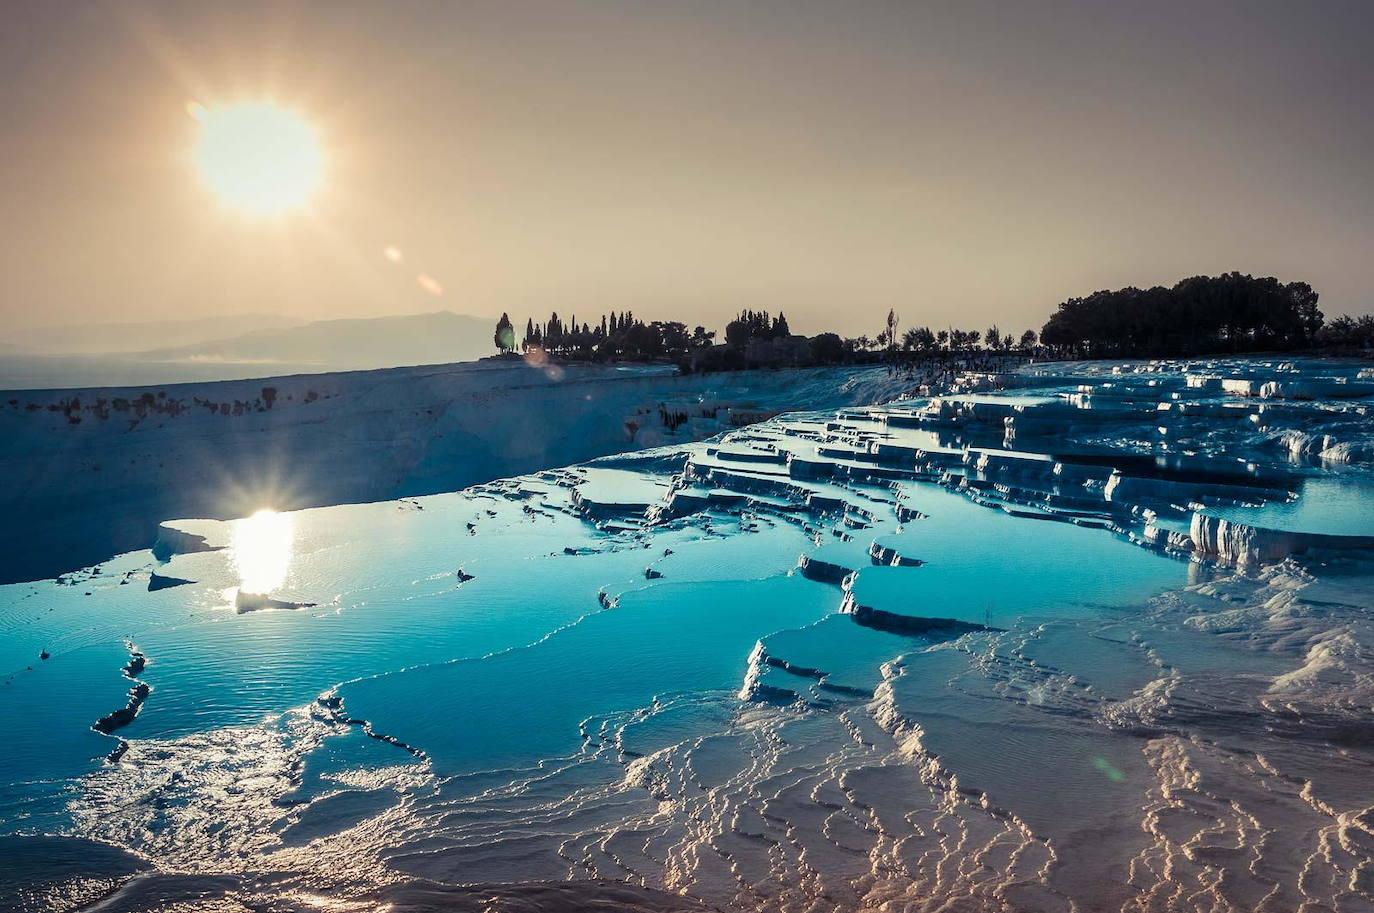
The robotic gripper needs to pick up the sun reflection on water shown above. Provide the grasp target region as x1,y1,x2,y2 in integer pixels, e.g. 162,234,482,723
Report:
231,508,294,595
289,892,392,911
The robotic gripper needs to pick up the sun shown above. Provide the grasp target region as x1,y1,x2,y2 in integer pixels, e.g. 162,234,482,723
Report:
190,102,323,215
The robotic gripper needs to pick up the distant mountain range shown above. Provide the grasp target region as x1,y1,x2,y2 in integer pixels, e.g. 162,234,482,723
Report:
0,311,498,389
5,314,307,355
132,311,494,369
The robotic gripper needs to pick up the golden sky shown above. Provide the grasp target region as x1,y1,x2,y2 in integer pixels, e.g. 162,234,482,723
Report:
1,0,1370,336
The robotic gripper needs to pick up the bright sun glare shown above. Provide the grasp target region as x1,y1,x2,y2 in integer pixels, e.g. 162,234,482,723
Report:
190,102,323,215
231,508,295,595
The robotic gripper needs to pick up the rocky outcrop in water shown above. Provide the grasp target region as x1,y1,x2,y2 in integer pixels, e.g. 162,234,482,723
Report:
92,643,150,748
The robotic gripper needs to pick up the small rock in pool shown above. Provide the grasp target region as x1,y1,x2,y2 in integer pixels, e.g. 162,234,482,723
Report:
235,591,316,613
149,573,195,592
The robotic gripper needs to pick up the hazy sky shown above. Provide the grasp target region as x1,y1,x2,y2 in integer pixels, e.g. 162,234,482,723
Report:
2,0,1370,336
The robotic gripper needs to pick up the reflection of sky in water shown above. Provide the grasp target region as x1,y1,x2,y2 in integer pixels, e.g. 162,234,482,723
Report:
230,509,294,595
1202,476,1374,537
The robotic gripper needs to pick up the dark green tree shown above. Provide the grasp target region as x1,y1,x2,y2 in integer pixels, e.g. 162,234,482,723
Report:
809,332,845,363
725,319,750,348
494,313,516,354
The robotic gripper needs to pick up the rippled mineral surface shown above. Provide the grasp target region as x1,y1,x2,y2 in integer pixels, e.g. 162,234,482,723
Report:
4,356,1374,913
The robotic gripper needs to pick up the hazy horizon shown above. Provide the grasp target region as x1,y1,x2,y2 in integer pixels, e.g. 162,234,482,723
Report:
2,0,1371,337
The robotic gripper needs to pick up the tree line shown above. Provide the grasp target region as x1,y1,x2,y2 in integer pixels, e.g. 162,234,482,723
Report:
489,272,1365,370
1038,272,1327,357
493,306,1040,371
1316,314,1374,350
494,310,715,361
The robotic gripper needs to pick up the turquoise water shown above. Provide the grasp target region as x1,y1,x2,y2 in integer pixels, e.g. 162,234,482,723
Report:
0,446,1183,840
10,356,1373,912
854,483,1180,628
340,575,836,774
1200,474,1374,537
